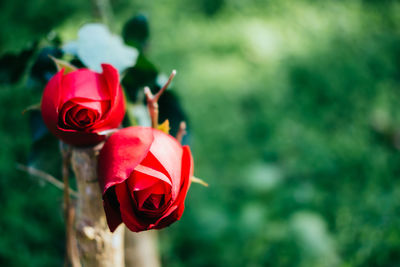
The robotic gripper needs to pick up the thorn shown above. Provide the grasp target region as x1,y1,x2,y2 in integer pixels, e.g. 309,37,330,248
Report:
144,86,153,98
154,69,177,101
176,121,187,143
145,69,178,128
16,163,78,197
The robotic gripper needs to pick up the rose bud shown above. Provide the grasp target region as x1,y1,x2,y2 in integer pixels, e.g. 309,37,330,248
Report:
98,126,193,232
41,64,125,146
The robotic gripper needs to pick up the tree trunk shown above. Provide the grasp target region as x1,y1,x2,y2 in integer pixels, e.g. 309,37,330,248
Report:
71,146,125,267
125,230,161,267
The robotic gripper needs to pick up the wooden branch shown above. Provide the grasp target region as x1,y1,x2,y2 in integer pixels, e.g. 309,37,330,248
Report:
125,231,161,267
16,163,78,197
60,143,81,267
145,70,177,128
71,145,124,267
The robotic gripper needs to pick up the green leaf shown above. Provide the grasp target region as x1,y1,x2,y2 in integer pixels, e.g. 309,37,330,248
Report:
29,46,63,84
29,109,49,142
122,54,159,101
122,14,150,51
0,42,37,84
27,110,61,177
49,56,77,74
28,135,62,179
158,90,189,138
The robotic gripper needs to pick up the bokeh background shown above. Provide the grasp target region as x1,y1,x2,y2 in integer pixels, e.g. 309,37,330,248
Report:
1,0,400,266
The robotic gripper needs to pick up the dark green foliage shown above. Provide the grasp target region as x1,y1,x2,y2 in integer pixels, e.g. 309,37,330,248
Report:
30,46,63,84
158,91,188,138
122,54,159,101
199,0,224,16
122,14,150,51
0,86,64,267
0,43,37,84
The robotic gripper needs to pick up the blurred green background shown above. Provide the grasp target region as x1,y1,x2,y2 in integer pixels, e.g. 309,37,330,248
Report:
1,0,400,266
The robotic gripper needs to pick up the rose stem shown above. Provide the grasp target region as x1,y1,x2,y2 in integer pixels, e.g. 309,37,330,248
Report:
60,142,81,267
176,121,187,144
145,70,177,128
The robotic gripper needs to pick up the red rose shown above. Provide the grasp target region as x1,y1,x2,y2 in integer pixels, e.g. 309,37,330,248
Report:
41,64,125,146
98,126,193,232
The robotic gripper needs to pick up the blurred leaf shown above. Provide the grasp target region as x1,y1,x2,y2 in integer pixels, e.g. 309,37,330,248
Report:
28,110,61,177
200,0,224,16
0,42,37,84
28,135,61,178
30,46,63,84
122,14,150,51
29,110,48,142
122,54,159,101
69,57,85,69
157,119,170,134
49,56,77,74
290,211,339,265
125,102,151,127
63,23,138,73
244,162,283,193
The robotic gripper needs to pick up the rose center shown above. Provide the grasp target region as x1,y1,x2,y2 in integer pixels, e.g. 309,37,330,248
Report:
68,108,97,128
142,194,165,210
75,109,92,125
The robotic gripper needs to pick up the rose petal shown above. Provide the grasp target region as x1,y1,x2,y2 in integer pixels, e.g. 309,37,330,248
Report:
70,98,110,117
139,151,172,182
132,182,168,208
132,164,172,188
58,102,98,130
115,182,147,232
92,64,125,132
148,204,178,230
98,126,154,194
150,145,193,229
59,69,110,105
149,129,183,199
41,65,125,146
175,145,194,216
58,100,77,128
59,99,111,130
103,188,123,232
147,194,164,209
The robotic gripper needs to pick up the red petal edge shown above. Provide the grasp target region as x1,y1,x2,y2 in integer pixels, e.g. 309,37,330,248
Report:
149,145,193,230
98,126,154,195
93,64,126,132
103,188,123,232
